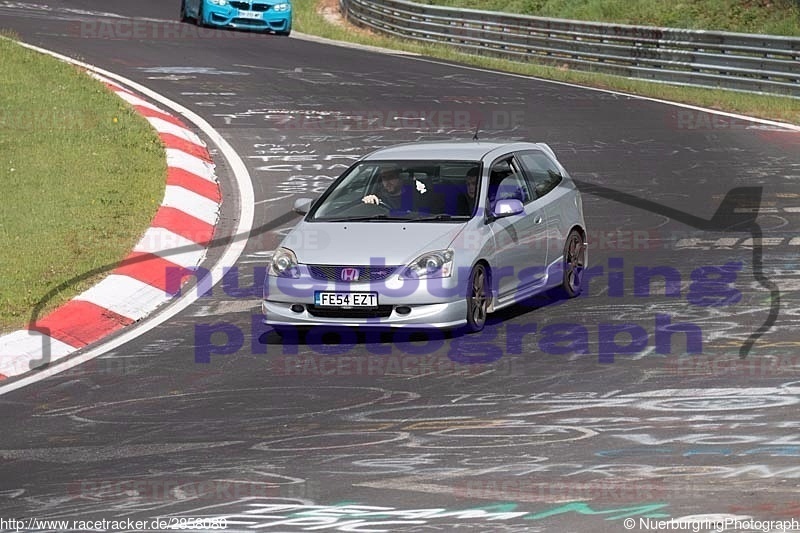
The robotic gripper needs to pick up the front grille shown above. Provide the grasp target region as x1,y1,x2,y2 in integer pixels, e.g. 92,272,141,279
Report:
307,305,394,319
308,265,400,282
230,1,271,11
232,17,266,25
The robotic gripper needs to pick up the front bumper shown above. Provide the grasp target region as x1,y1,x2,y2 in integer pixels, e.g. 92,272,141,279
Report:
204,3,291,32
262,271,469,329
262,299,467,329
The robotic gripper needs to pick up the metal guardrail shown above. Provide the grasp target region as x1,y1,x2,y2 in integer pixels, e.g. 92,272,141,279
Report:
339,0,800,98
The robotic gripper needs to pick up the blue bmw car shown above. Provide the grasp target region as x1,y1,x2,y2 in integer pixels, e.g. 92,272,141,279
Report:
181,0,292,35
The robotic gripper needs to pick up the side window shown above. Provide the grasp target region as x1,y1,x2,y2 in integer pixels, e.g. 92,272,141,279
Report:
518,151,563,198
487,157,533,206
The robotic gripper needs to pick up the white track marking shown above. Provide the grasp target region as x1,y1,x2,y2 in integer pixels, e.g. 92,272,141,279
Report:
166,148,216,181
74,275,172,321
146,116,205,145
133,227,208,268
161,185,221,225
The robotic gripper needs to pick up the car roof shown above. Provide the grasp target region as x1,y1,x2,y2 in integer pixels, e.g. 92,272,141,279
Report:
361,141,543,161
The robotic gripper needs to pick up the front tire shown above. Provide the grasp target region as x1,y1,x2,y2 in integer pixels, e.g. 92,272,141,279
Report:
180,0,190,22
196,2,205,27
465,264,489,332
562,229,586,297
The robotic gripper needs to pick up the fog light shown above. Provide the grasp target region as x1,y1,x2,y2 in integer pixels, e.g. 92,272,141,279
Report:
395,306,411,315
291,304,305,313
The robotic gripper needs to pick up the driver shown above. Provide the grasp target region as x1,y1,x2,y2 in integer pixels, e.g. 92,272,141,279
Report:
362,168,409,210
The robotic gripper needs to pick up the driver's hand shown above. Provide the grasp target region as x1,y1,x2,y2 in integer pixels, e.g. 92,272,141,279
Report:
362,195,380,205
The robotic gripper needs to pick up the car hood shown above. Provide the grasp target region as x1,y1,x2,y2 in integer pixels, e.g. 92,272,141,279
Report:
283,221,467,266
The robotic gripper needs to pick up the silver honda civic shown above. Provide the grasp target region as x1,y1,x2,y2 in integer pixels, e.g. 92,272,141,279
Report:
262,141,587,334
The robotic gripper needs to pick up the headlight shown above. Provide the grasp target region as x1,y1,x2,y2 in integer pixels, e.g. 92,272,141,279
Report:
269,247,300,278
401,249,454,279
209,0,228,5
273,3,290,11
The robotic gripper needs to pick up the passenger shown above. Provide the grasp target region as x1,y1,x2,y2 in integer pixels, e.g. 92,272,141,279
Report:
456,167,479,216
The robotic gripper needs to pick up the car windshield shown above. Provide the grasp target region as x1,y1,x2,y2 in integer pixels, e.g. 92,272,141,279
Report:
308,160,482,222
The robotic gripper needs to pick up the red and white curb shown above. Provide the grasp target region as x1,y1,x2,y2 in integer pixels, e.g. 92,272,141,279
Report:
0,73,221,380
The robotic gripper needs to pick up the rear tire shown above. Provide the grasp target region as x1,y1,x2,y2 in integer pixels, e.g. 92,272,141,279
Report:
562,229,586,298
465,264,489,332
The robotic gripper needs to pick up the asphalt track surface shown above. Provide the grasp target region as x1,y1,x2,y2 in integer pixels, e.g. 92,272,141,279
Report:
2,1,800,531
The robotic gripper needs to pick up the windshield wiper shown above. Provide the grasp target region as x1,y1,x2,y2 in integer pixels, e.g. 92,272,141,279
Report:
317,215,413,222
411,214,471,222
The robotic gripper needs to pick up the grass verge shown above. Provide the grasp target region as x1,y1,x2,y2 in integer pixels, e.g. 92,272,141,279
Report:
297,0,799,125
0,36,166,332
418,0,800,37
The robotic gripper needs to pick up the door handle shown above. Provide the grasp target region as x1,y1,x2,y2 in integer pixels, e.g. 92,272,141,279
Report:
534,216,543,224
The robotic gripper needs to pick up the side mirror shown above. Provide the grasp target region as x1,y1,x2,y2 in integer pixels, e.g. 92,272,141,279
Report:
293,197,315,215
491,199,524,218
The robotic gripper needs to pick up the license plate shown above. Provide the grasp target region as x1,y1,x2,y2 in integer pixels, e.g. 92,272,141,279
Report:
239,10,262,19
314,292,378,308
